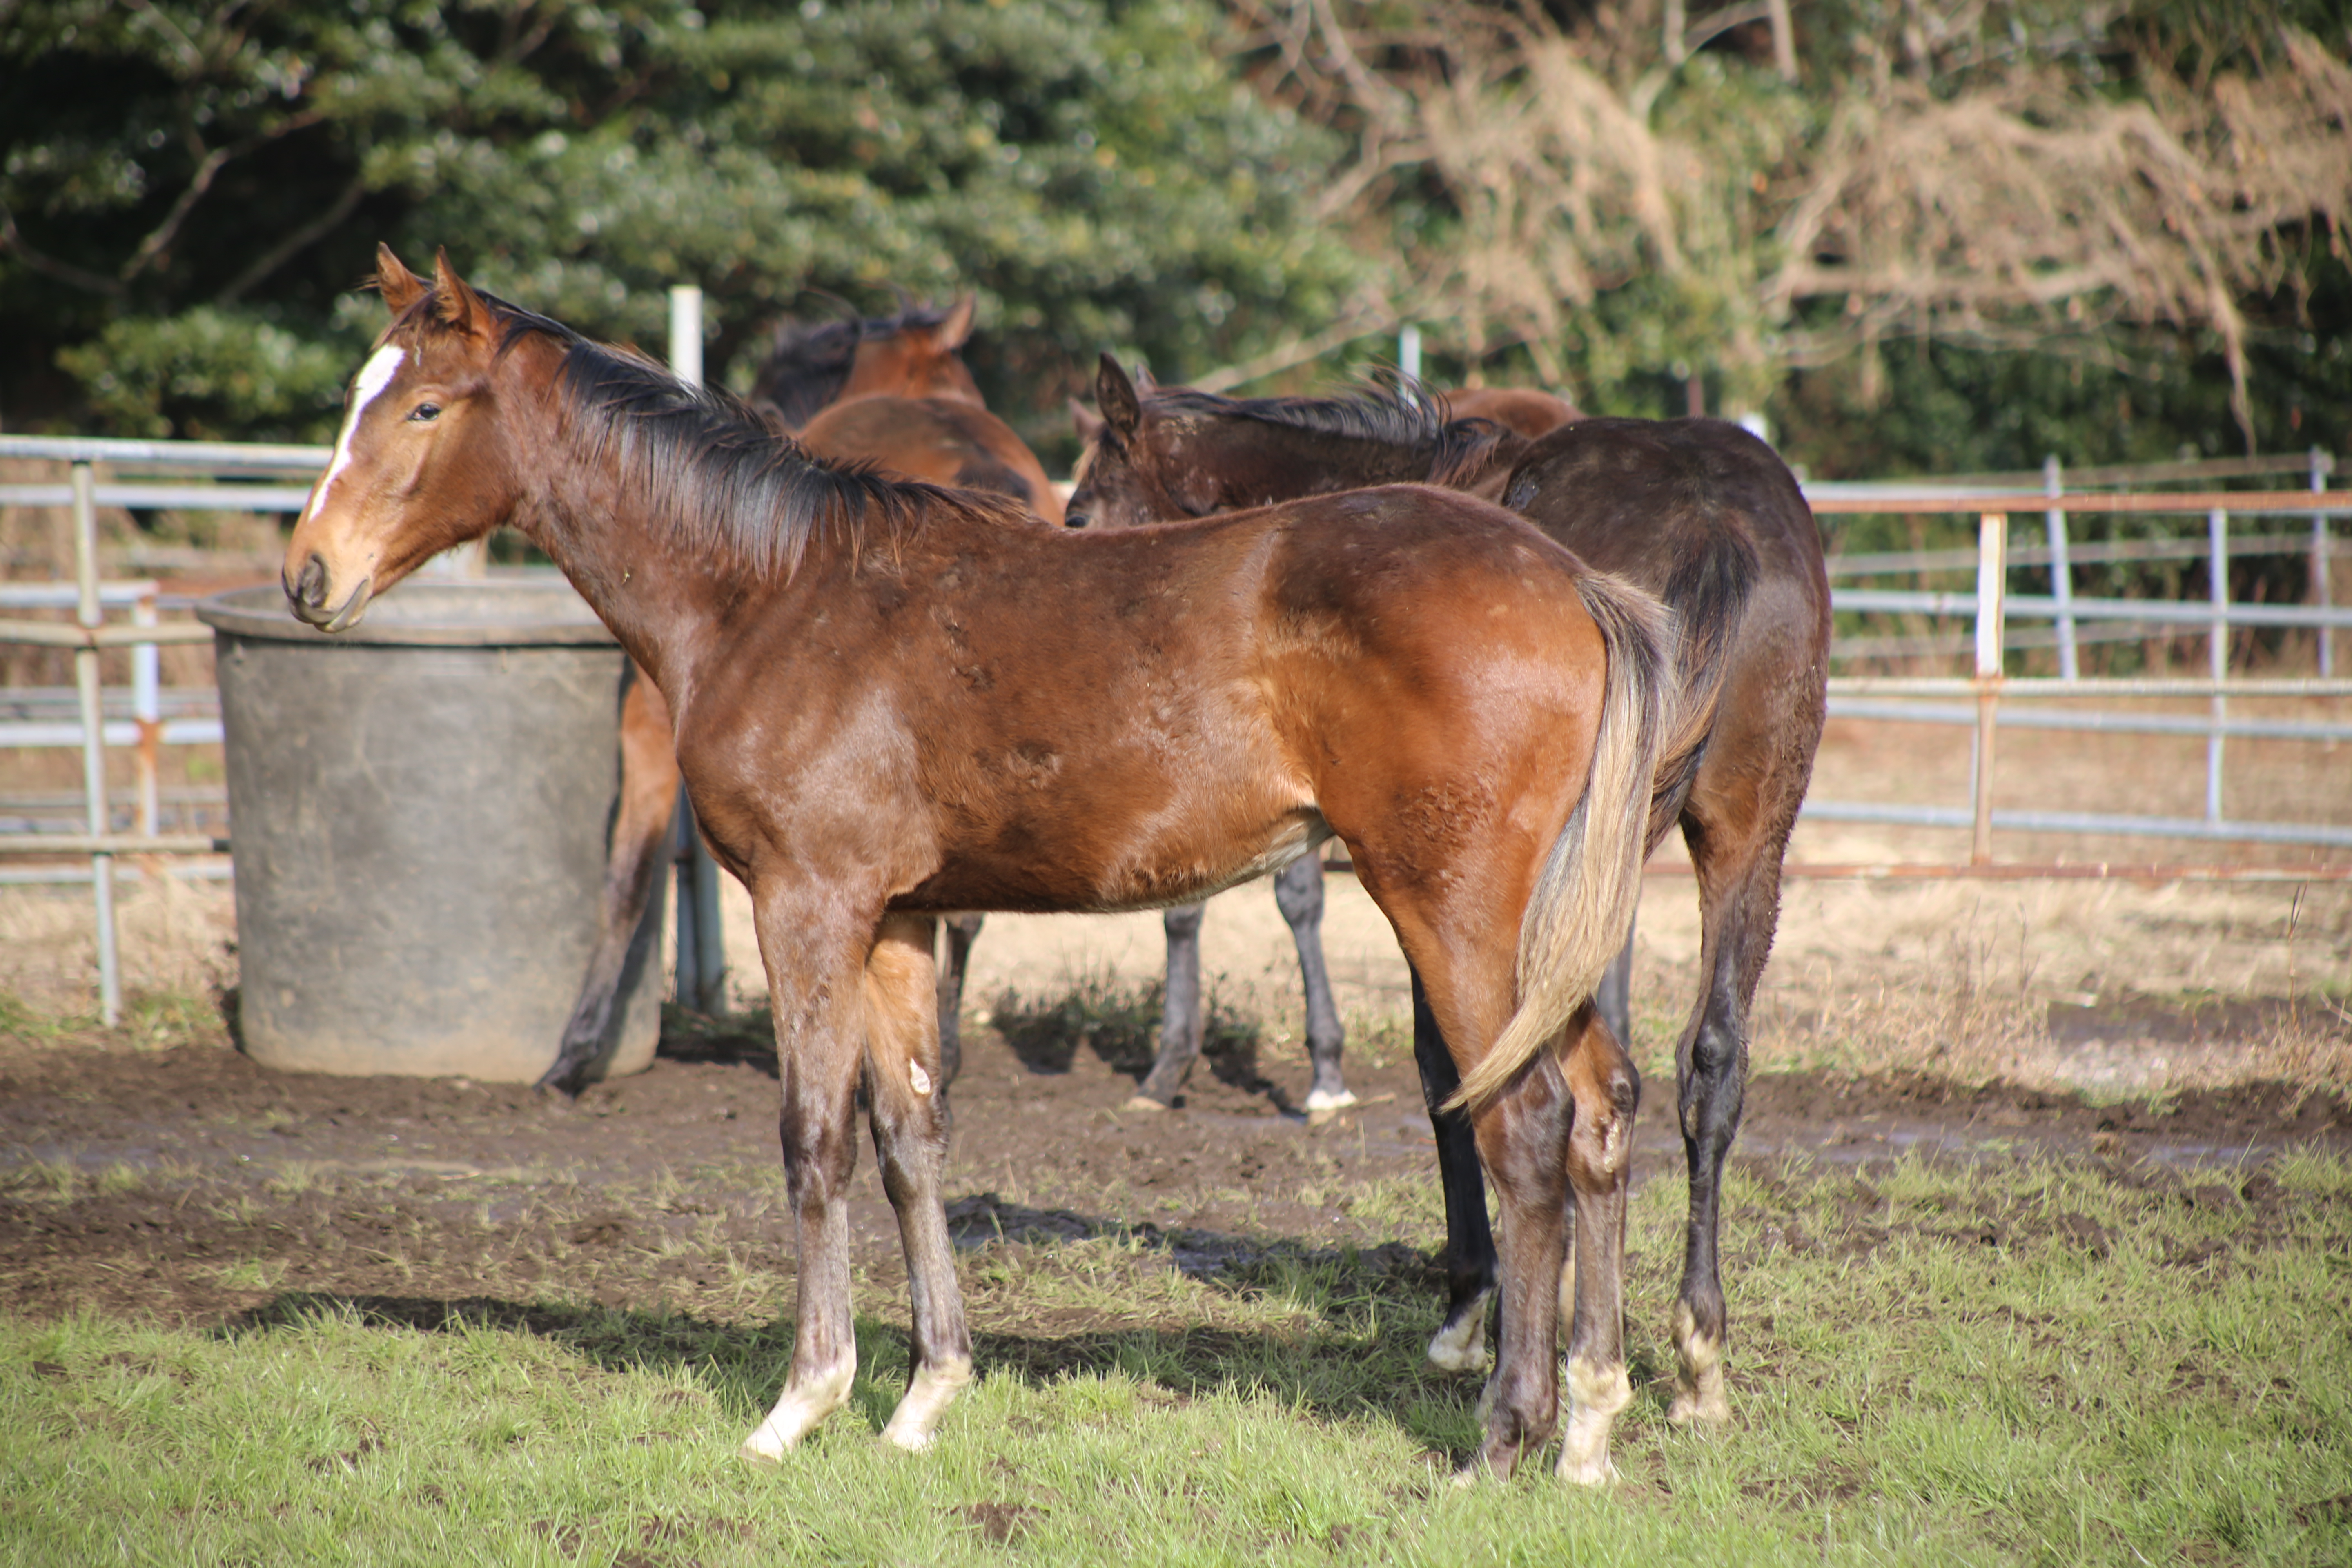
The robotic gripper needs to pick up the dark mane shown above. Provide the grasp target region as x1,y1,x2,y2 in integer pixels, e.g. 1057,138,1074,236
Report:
1144,379,1508,487
449,294,1021,580
748,304,965,429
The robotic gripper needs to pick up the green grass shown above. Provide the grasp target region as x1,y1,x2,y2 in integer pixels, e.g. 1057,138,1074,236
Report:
5,1154,2349,1566
0,985,229,1052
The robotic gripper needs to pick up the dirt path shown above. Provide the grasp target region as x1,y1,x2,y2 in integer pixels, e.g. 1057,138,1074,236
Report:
4,984,2345,1331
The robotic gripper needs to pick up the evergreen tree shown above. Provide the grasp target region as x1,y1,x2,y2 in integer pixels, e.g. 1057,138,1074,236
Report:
0,0,1360,453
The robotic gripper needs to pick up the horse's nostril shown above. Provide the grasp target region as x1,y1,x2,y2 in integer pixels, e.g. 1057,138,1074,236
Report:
296,554,326,608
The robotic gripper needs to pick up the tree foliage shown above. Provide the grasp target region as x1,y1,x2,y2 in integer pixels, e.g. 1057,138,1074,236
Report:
1230,0,2352,472
0,0,1360,449
2,0,2345,477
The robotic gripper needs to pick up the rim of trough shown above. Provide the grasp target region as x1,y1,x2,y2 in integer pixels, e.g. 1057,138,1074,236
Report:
196,579,618,648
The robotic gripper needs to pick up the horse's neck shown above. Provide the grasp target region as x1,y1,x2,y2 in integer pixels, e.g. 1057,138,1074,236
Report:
1228,423,1433,499
521,448,797,712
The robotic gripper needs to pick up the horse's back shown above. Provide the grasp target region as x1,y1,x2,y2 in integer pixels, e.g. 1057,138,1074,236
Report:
697,485,1610,916
1501,417,1817,588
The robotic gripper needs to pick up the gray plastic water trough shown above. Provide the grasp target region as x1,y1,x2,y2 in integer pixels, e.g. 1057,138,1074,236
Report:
198,579,663,1082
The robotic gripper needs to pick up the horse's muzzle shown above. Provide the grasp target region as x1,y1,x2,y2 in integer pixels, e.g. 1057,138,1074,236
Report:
286,553,372,632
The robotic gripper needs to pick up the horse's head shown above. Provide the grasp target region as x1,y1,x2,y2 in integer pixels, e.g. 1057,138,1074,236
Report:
1063,355,1221,530
283,246,528,630
840,294,984,408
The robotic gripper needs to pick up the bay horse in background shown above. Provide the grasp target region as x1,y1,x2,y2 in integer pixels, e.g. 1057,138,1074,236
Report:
287,246,1674,1483
797,394,1064,527
1068,357,1831,1431
1067,378,1575,1115
746,296,984,427
1443,385,1582,439
545,297,997,1096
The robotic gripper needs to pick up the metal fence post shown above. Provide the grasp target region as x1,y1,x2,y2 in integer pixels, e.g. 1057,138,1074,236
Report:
2043,455,2078,679
2208,508,2229,823
1398,324,1422,383
2316,448,2335,678
1971,512,2007,863
71,461,122,1024
666,284,725,1012
134,592,160,840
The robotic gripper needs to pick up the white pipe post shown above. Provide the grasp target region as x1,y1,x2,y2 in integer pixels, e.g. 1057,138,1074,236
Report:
2315,448,2334,678
2043,455,2078,680
668,285,724,1012
71,461,121,1025
2208,508,2228,823
1971,512,2007,864
1398,324,1422,385
133,593,160,839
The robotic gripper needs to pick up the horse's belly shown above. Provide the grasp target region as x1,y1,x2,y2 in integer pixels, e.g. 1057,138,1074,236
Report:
898,800,1330,916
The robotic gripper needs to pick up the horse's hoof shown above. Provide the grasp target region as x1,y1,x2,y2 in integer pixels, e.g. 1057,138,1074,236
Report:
1666,1388,1731,1427
1303,1087,1358,1116
1555,1451,1619,1486
736,1439,784,1468
1121,1094,1170,1113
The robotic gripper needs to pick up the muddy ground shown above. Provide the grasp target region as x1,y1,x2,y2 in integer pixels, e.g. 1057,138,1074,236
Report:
4,995,2347,1334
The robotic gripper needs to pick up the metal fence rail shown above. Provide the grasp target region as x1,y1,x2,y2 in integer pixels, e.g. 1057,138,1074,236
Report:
0,433,327,1021
1809,483,2348,857
2,430,2346,1022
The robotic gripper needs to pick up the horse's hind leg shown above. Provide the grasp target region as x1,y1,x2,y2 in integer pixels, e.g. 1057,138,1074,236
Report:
935,913,983,1086
1555,1006,1639,1482
1668,785,1803,1428
1130,902,1206,1108
1276,857,1353,1112
861,914,974,1450
540,663,679,1096
1410,968,1497,1373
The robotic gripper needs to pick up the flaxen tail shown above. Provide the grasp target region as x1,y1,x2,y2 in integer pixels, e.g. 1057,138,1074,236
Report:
1445,571,1674,1113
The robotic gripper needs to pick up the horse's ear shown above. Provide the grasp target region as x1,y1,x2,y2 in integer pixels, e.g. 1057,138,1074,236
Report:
376,245,426,315
1068,396,1104,443
1096,354,1142,437
936,294,976,351
430,247,491,338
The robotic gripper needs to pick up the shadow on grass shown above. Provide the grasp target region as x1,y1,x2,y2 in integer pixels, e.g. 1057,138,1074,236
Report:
211,1203,1479,1455
655,1002,780,1076
989,977,1278,1104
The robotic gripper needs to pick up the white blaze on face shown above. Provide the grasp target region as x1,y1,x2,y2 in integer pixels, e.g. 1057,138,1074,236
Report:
302,346,406,523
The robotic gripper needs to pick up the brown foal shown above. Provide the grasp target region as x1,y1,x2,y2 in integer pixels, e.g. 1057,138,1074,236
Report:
285,248,1674,1482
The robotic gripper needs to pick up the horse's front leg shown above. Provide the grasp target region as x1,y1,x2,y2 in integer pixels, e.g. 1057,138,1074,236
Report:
1129,901,1206,1108
1275,856,1352,1112
863,913,973,1450
934,913,983,1087
740,886,883,1463
540,664,678,1095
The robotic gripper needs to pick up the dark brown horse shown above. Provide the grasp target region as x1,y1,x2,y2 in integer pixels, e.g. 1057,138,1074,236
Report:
546,300,998,1096
286,247,1672,1481
1068,359,1830,1430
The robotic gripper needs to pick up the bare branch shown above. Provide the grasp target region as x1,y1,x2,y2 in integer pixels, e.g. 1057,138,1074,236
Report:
214,170,367,303
116,109,326,286
0,207,128,298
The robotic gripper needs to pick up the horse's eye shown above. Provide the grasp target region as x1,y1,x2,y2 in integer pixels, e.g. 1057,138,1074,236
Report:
409,403,441,422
